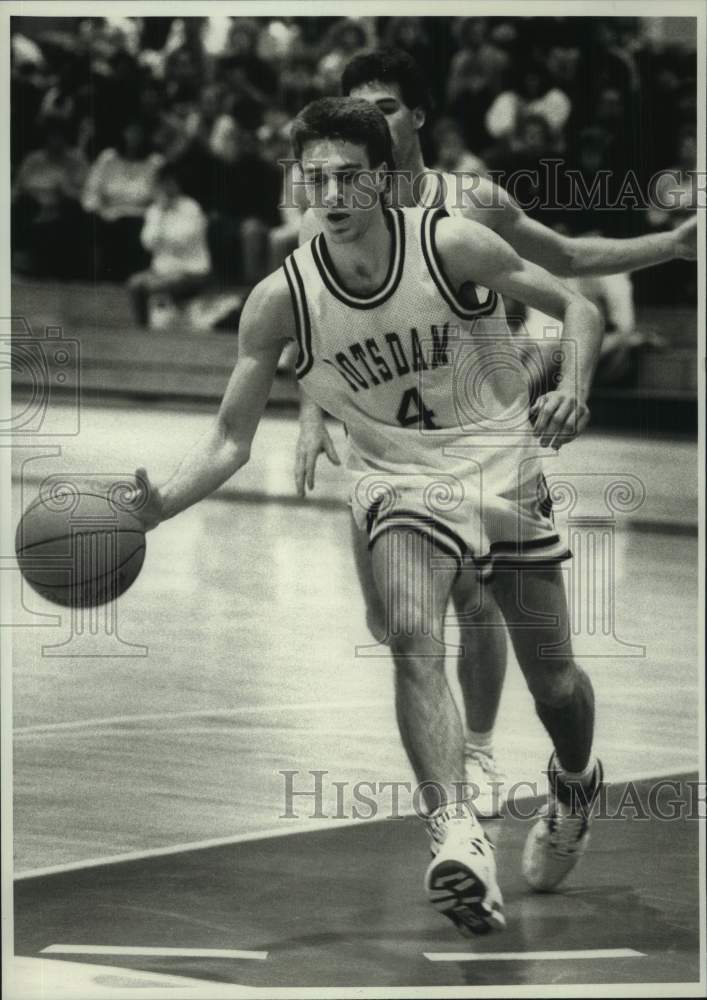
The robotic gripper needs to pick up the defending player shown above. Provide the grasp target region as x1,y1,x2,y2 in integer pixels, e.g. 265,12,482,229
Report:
135,98,605,937
293,49,697,817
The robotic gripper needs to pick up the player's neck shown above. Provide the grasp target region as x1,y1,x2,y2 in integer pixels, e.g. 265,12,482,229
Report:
393,146,427,207
327,209,392,293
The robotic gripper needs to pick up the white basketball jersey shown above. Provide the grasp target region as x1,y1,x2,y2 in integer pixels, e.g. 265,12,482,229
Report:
283,205,535,477
415,170,472,218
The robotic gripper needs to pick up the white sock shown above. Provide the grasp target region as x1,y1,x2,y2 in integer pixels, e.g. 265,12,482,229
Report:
558,757,597,787
465,728,494,752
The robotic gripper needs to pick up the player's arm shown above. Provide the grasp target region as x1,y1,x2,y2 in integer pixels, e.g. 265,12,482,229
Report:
294,207,341,496
438,218,603,448
136,272,295,527
468,178,696,276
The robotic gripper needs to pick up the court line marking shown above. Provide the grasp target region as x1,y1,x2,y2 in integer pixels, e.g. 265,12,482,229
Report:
12,956,260,994
41,944,267,960
424,948,645,962
14,815,391,881
14,768,698,882
13,698,388,736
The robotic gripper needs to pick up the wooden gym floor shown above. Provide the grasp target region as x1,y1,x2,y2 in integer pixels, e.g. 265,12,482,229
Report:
7,400,704,994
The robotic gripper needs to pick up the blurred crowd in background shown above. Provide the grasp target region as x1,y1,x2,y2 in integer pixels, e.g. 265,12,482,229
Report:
11,15,697,312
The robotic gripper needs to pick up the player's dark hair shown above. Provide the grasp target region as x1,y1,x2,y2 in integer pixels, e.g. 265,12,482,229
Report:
290,97,395,170
341,47,432,113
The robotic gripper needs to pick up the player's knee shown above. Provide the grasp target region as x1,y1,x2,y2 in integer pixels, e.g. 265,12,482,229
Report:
391,644,444,681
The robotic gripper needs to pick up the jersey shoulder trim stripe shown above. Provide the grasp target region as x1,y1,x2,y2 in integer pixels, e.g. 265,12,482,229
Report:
310,208,405,310
283,254,313,379
420,207,499,321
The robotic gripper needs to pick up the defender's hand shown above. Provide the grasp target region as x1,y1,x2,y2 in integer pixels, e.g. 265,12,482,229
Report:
673,216,697,260
530,390,590,450
131,466,166,531
294,421,341,496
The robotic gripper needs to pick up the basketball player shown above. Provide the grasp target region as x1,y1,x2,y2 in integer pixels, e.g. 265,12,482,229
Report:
292,49,698,817
136,98,606,936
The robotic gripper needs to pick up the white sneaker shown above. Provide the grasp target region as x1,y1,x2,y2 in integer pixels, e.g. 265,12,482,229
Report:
523,754,604,892
464,745,507,818
425,801,506,936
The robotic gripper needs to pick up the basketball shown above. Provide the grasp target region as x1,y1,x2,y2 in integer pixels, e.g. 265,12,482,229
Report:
15,487,146,608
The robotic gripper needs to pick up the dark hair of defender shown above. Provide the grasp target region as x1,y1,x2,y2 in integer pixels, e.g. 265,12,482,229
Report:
341,47,433,114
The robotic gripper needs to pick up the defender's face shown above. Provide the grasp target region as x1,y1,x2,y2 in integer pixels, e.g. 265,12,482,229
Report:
348,82,424,162
299,139,385,243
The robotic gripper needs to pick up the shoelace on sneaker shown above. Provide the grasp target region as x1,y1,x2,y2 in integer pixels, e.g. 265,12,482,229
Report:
426,802,495,852
466,748,505,778
538,804,588,856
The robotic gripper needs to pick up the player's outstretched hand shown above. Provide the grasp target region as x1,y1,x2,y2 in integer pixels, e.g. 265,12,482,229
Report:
530,390,590,450
673,216,697,260
131,466,165,531
294,416,341,497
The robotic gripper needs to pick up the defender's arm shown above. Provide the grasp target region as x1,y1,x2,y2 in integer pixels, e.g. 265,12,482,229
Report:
471,179,696,277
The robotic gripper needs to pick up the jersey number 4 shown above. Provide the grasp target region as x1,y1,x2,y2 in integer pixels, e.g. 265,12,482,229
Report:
396,388,440,430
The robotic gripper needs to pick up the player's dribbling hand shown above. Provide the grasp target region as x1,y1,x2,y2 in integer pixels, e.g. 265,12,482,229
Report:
294,421,341,497
131,466,165,531
529,390,590,450
673,215,697,260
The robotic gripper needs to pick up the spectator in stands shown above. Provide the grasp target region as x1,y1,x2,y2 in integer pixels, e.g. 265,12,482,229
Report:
562,125,622,238
11,34,49,170
12,117,89,279
37,50,85,127
446,17,509,149
644,125,698,305
263,117,307,272
649,125,698,223
382,18,435,90
205,120,282,285
89,49,146,153
317,19,369,94
546,40,582,102
432,117,486,176
279,52,323,117
580,17,640,105
82,120,163,280
164,43,205,105
483,113,556,226
257,18,303,66
485,112,553,171
136,81,167,152
485,59,571,148
215,18,278,130
127,161,211,327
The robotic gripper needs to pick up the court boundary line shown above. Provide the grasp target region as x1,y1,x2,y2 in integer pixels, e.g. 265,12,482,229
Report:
13,768,698,882
12,698,388,736
424,948,646,962
14,814,392,881
41,944,268,960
